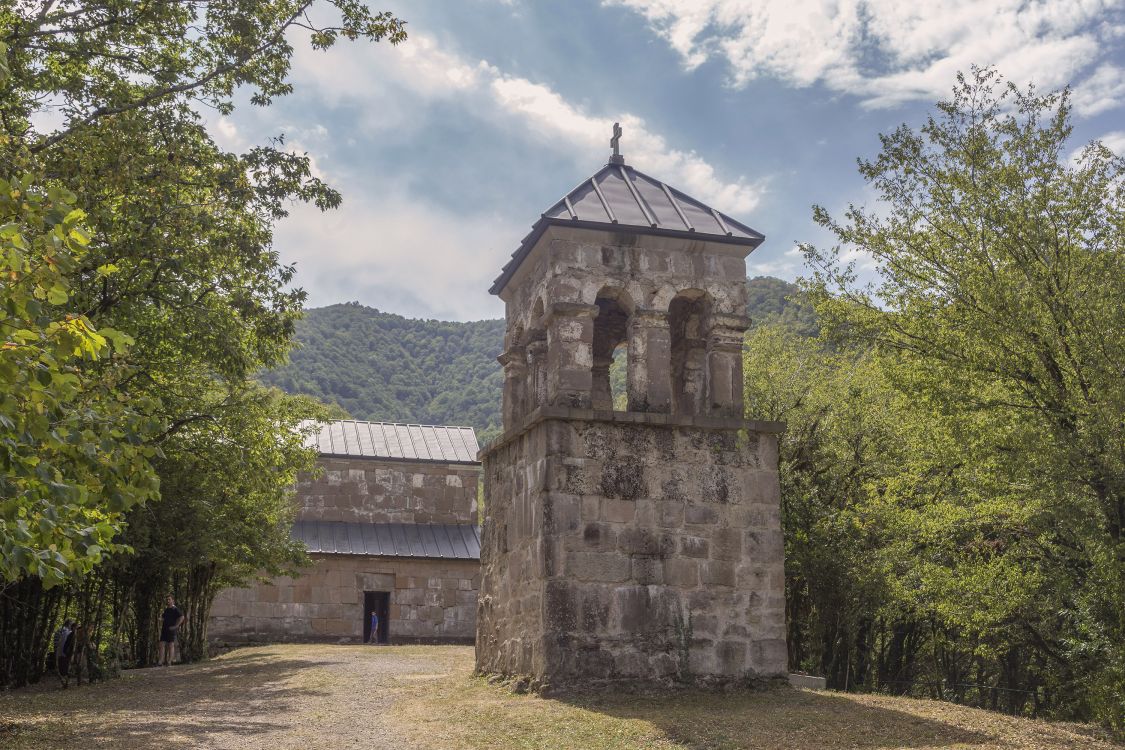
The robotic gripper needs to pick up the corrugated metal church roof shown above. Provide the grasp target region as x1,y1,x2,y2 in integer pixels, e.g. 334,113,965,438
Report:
490,160,766,295
307,420,480,465
292,521,481,560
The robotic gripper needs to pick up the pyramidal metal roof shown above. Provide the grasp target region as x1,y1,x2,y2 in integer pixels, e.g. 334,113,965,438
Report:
306,420,480,464
490,159,765,295
293,521,481,560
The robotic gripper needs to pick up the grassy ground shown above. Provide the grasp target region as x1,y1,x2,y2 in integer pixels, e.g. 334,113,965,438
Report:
0,644,1118,749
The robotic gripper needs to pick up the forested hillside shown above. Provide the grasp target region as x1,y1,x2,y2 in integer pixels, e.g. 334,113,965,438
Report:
744,275,818,336
260,277,812,441
260,305,508,440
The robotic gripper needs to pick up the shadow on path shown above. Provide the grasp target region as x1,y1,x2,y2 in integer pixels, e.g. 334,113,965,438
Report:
5,650,336,749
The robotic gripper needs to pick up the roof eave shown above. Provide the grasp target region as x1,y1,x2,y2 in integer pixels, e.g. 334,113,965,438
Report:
316,452,481,467
489,216,765,297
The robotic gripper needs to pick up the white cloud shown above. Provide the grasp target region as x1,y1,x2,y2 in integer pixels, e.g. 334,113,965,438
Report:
215,26,773,319
746,244,805,278
274,195,510,320
1095,130,1125,154
1071,63,1125,115
211,117,244,150
489,76,765,212
287,31,764,213
606,0,1125,112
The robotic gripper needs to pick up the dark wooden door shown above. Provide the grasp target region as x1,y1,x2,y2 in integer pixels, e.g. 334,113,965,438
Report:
363,590,390,644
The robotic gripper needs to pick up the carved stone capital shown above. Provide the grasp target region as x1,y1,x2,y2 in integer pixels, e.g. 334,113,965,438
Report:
498,348,528,373
708,313,752,333
706,328,746,353
544,302,599,324
630,308,670,329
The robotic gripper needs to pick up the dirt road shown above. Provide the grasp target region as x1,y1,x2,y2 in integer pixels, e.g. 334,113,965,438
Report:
1,644,1118,750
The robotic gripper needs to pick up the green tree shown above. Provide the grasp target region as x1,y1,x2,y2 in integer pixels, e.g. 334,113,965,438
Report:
0,1,405,584
114,383,328,664
0,1,406,684
0,171,160,586
804,68,1125,729
744,325,898,688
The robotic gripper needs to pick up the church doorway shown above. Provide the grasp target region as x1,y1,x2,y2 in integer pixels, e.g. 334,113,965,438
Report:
363,591,390,644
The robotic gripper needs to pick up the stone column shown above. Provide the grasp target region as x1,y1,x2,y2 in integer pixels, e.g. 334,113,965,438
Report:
526,337,547,412
704,314,750,417
590,353,614,411
627,309,672,413
498,346,527,429
545,302,597,409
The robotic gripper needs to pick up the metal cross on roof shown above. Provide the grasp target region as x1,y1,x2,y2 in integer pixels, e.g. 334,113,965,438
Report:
610,122,624,164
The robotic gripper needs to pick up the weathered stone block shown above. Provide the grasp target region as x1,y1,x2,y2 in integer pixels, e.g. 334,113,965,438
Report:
663,558,699,587
701,560,736,587
599,461,646,500
617,527,675,556
631,555,664,584
684,504,718,525
581,522,617,551
566,550,631,582
751,639,788,673
657,499,685,527
680,535,709,558
604,498,636,524
712,527,743,561
717,641,747,675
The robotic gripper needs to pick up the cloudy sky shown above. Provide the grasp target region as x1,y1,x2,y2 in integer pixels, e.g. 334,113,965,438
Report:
211,0,1125,321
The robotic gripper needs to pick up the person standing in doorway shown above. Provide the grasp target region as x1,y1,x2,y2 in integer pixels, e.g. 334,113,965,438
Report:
158,595,184,666
369,610,379,644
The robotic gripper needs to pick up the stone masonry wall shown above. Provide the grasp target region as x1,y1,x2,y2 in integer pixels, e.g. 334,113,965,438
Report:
295,457,480,524
210,554,480,643
474,423,549,676
476,410,786,688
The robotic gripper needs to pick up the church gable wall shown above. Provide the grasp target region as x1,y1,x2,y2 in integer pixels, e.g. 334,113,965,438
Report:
295,457,480,525
210,555,480,644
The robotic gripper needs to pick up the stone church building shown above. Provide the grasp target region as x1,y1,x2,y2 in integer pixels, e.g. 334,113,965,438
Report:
210,420,482,644
476,132,788,687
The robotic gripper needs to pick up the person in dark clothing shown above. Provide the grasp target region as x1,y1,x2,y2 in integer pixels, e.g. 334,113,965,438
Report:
368,610,379,644
54,619,74,688
158,595,184,666
72,623,89,686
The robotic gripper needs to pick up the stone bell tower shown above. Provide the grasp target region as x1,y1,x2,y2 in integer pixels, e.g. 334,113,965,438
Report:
476,128,786,689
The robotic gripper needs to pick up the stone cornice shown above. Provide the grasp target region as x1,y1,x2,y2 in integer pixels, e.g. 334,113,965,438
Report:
479,405,785,458
543,301,599,325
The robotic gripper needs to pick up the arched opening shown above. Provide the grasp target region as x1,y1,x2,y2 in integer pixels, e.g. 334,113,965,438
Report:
669,290,711,416
609,341,628,410
591,287,633,412
525,297,547,412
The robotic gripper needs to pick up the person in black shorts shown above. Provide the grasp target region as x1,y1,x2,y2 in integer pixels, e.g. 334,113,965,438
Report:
159,595,184,666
